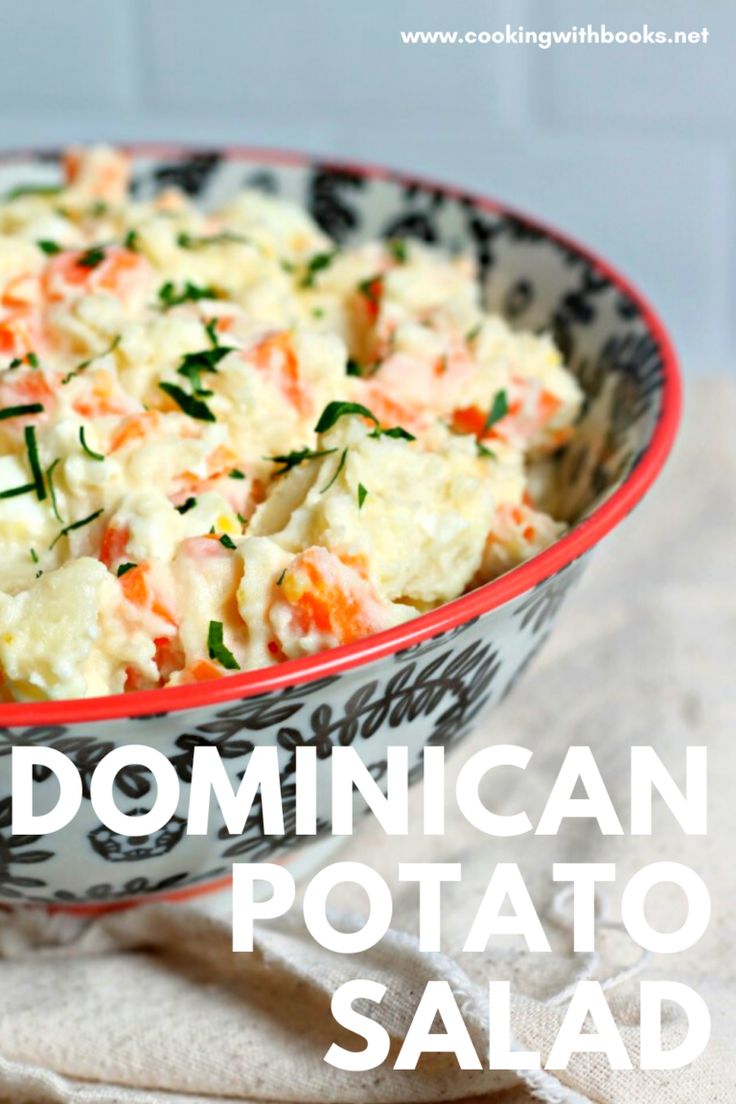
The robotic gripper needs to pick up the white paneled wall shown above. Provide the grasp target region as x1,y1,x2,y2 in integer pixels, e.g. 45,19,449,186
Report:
0,0,732,374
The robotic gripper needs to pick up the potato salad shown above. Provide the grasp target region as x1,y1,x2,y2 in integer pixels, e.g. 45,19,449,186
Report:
0,147,582,701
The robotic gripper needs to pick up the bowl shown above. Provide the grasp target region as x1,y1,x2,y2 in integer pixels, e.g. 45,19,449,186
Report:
0,145,680,909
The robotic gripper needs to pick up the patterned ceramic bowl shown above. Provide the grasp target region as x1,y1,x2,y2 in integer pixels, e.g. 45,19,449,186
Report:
0,147,680,909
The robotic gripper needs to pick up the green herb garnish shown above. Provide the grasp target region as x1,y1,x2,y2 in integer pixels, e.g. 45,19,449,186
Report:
177,231,249,249
6,183,61,201
219,533,237,550
159,382,215,422
124,229,139,251
0,403,43,422
301,251,335,288
26,352,39,368
320,448,347,493
265,446,337,476
177,344,230,394
346,359,363,377
357,483,368,509
176,497,197,514
387,238,408,263
315,400,378,434
0,482,35,500
466,324,482,344
483,389,509,433
117,562,138,577
46,458,63,522
61,334,120,385
276,568,286,586
77,245,106,269
79,426,105,461
204,318,219,347
314,399,415,443
357,274,383,305
476,441,497,459
158,280,220,311
49,507,104,550
37,239,61,256
379,426,416,441
30,547,39,563
228,468,246,480
24,425,46,501
207,620,240,670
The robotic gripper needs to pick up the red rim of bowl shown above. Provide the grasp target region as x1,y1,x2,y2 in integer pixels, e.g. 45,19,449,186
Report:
0,144,682,727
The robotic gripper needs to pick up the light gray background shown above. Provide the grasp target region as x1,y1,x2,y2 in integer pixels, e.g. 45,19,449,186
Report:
0,0,732,376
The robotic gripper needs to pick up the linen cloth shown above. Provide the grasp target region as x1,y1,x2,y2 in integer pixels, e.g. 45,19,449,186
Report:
0,380,733,1104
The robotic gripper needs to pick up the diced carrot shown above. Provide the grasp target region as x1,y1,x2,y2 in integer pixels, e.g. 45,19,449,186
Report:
358,277,383,322
250,331,310,415
538,389,563,420
109,411,161,452
183,659,225,682
42,246,146,303
1,273,38,309
280,548,384,646
154,636,185,682
0,311,42,359
451,406,486,437
119,563,177,627
100,524,130,569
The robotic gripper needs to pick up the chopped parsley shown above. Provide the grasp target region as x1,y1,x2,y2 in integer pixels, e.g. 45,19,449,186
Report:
314,399,415,443
207,620,240,670
387,238,408,263
218,533,237,550
483,389,509,433
176,497,197,515
466,323,482,344
314,401,378,434
26,352,39,368
345,358,363,377
301,251,335,288
77,245,106,269
177,343,231,395
476,441,497,460
357,274,383,305
159,382,215,422
312,307,325,320
378,425,416,441
0,403,43,422
204,318,219,347
177,230,249,249
89,201,108,218
5,183,61,201
79,426,105,461
61,334,120,385
228,468,246,480
24,425,46,501
49,507,105,550
276,568,286,586
123,229,139,251
30,547,39,564
357,483,368,509
158,280,220,310
117,562,138,577
265,446,336,476
37,239,62,256
320,448,347,493
45,458,63,522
